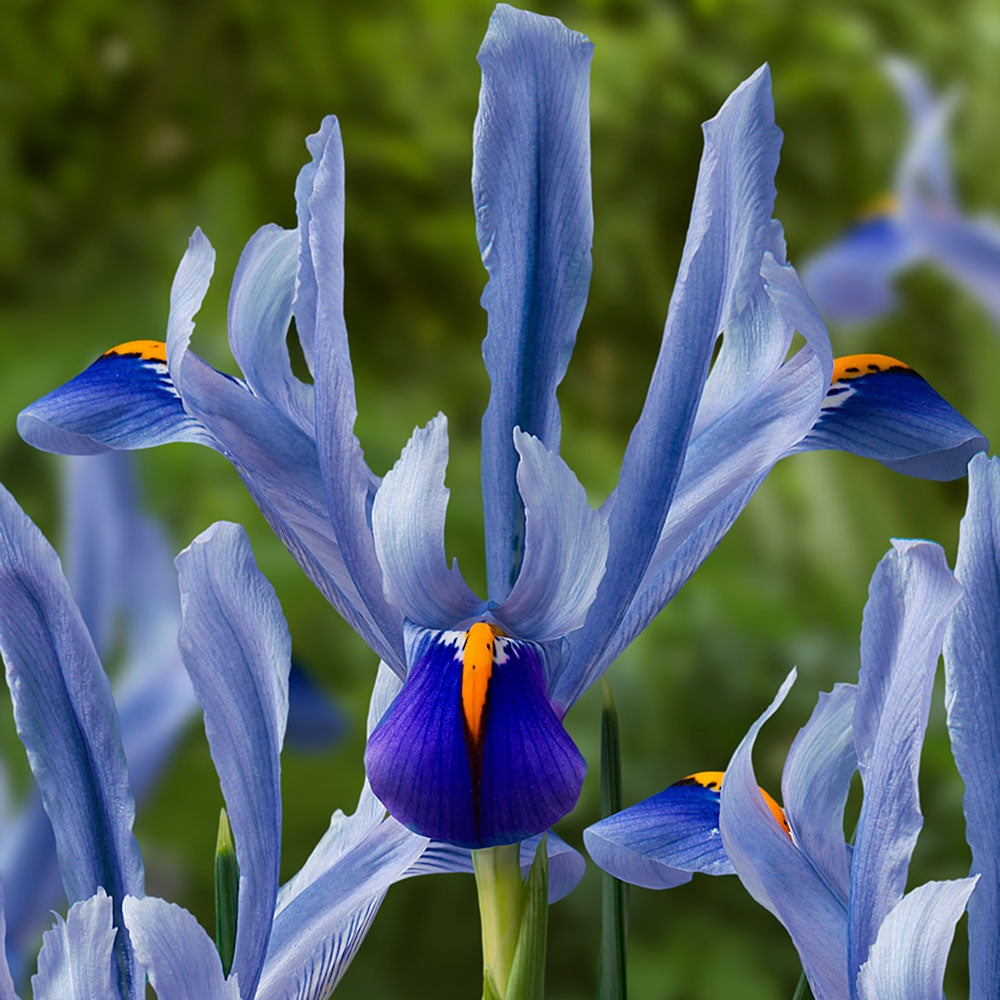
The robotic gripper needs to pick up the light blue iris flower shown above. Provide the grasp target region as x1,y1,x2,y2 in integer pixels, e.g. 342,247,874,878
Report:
803,59,1000,326
944,452,1000,1000
587,539,976,998
0,454,197,986
0,485,582,999
16,6,986,849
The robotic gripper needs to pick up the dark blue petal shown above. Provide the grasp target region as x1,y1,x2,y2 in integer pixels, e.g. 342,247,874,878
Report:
944,452,1000,998
475,6,595,602
794,355,987,480
176,522,290,1000
18,340,216,455
365,627,585,847
0,484,143,1000
584,778,730,890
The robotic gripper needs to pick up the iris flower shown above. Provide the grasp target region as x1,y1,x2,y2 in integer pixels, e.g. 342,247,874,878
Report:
0,453,197,985
16,6,986,853
803,59,1000,326
586,539,976,998
0,485,583,998
944,452,1000,1000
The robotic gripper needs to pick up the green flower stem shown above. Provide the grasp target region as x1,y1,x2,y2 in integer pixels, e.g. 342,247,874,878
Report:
790,972,814,1000
473,843,526,997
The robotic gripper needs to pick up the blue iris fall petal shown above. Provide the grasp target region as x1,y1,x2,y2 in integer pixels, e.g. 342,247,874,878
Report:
366,628,585,848
14,5,989,849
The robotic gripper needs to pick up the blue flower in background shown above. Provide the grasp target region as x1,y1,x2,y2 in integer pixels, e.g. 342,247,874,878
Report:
803,59,1000,326
0,487,584,998
587,539,976,998
944,452,1000,1000
16,6,986,849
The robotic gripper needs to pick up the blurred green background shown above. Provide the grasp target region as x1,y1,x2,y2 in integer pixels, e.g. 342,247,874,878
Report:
2,0,1000,996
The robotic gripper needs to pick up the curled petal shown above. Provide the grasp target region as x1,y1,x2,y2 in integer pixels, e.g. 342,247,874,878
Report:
228,223,312,428
780,684,856,904
721,670,850,1000
495,430,608,642
365,627,585,848
371,415,483,631
475,5,594,601
794,354,987,480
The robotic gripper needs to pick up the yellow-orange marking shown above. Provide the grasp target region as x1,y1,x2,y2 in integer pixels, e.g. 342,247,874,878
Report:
461,623,498,744
857,193,900,221
102,340,168,363
680,770,791,838
832,353,912,384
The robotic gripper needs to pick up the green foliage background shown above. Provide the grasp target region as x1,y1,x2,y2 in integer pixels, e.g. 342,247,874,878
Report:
2,0,999,996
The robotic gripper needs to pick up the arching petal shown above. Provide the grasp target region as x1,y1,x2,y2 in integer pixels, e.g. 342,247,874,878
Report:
475,6,594,602
32,891,118,1000
781,684,856,904
176,522,290,1000
0,484,143,999
365,627,585,848
793,355,987,480
855,878,977,1000
721,671,850,1000
494,430,608,643
572,65,785,693
123,896,239,1000
0,878,20,1000
848,540,961,984
944,452,1000,999
371,415,482,631
257,820,427,1000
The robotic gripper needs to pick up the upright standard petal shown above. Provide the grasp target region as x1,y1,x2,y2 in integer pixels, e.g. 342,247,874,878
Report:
176,522,290,1000
365,626,585,847
306,117,403,666
475,4,594,601
494,430,608,643
575,65,784,690
122,896,240,1000
793,354,987,480
0,484,143,1000
32,891,118,1000
371,415,482,633
944,452,1000,999
848,539,960,983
